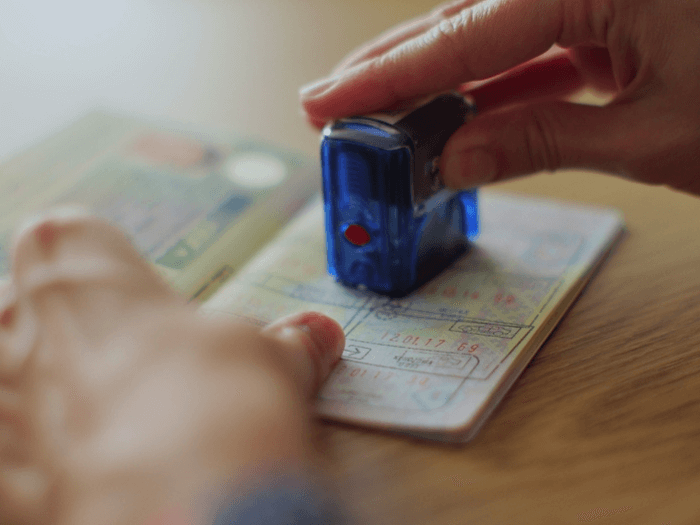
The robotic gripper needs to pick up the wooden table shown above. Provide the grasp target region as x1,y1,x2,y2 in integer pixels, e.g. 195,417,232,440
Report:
3,2,700,524
320,173,700,525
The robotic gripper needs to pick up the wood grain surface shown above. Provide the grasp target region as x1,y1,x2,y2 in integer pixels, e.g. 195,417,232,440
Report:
3,1,699,524
318,173,700,525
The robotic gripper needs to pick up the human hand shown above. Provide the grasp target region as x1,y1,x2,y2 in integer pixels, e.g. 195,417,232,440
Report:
0,211,345,524
301,0,700,195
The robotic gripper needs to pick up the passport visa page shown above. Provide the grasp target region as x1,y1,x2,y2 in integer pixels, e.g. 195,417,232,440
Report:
0,113,624,441
0,112,319,301
203,192,624,442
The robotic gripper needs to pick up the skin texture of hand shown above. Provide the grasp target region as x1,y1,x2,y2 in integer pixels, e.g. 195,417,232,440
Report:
0,210,345,525
301,0,700,196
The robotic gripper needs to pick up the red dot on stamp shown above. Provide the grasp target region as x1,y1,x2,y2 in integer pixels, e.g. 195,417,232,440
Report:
343,224,371,246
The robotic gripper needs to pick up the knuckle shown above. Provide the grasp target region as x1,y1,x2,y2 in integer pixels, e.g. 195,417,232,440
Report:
520,107,563,173
424,9,475,78
560,0,616,45
12,211,99,268
620,108,700,184
368,53,402,101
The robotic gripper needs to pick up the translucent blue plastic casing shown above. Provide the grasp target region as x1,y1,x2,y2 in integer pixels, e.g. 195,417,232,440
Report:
321,93,479,296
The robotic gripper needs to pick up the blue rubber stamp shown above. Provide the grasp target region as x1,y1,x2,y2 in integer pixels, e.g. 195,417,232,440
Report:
321,92,480,296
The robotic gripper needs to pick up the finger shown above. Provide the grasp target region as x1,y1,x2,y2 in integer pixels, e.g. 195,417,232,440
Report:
439,97,675,188
0,280,33,382
467,54,585,111
303,52,585,130
330,0,484,74
262,312,345,396
11,209,174,303
6,210,178,386
301,0,605,120
0,390,30,466
0,465,50,523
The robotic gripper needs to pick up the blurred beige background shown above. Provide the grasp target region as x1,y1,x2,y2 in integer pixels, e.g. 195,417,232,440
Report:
0,0,437,161
3,0,696,211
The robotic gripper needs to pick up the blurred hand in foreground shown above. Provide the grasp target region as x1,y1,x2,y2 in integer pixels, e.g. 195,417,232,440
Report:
0,210,344,524
301,0,700,196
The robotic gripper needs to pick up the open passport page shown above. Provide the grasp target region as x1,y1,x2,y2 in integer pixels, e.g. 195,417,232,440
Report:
0,112,624,442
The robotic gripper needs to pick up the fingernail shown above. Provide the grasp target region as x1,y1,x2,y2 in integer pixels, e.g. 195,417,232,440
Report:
299,75,340,98
268,312,345,383
443,149,498,188
298,107,328,129
292,312,345,365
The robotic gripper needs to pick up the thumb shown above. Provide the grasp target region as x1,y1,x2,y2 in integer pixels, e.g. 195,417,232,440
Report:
262,312,345,396
440,99,658,187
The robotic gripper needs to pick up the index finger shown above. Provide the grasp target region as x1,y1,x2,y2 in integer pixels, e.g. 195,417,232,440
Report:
331,0,484,74
302,0,598,120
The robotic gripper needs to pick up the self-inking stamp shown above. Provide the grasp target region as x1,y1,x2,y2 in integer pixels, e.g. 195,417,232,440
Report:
321,92,480,296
